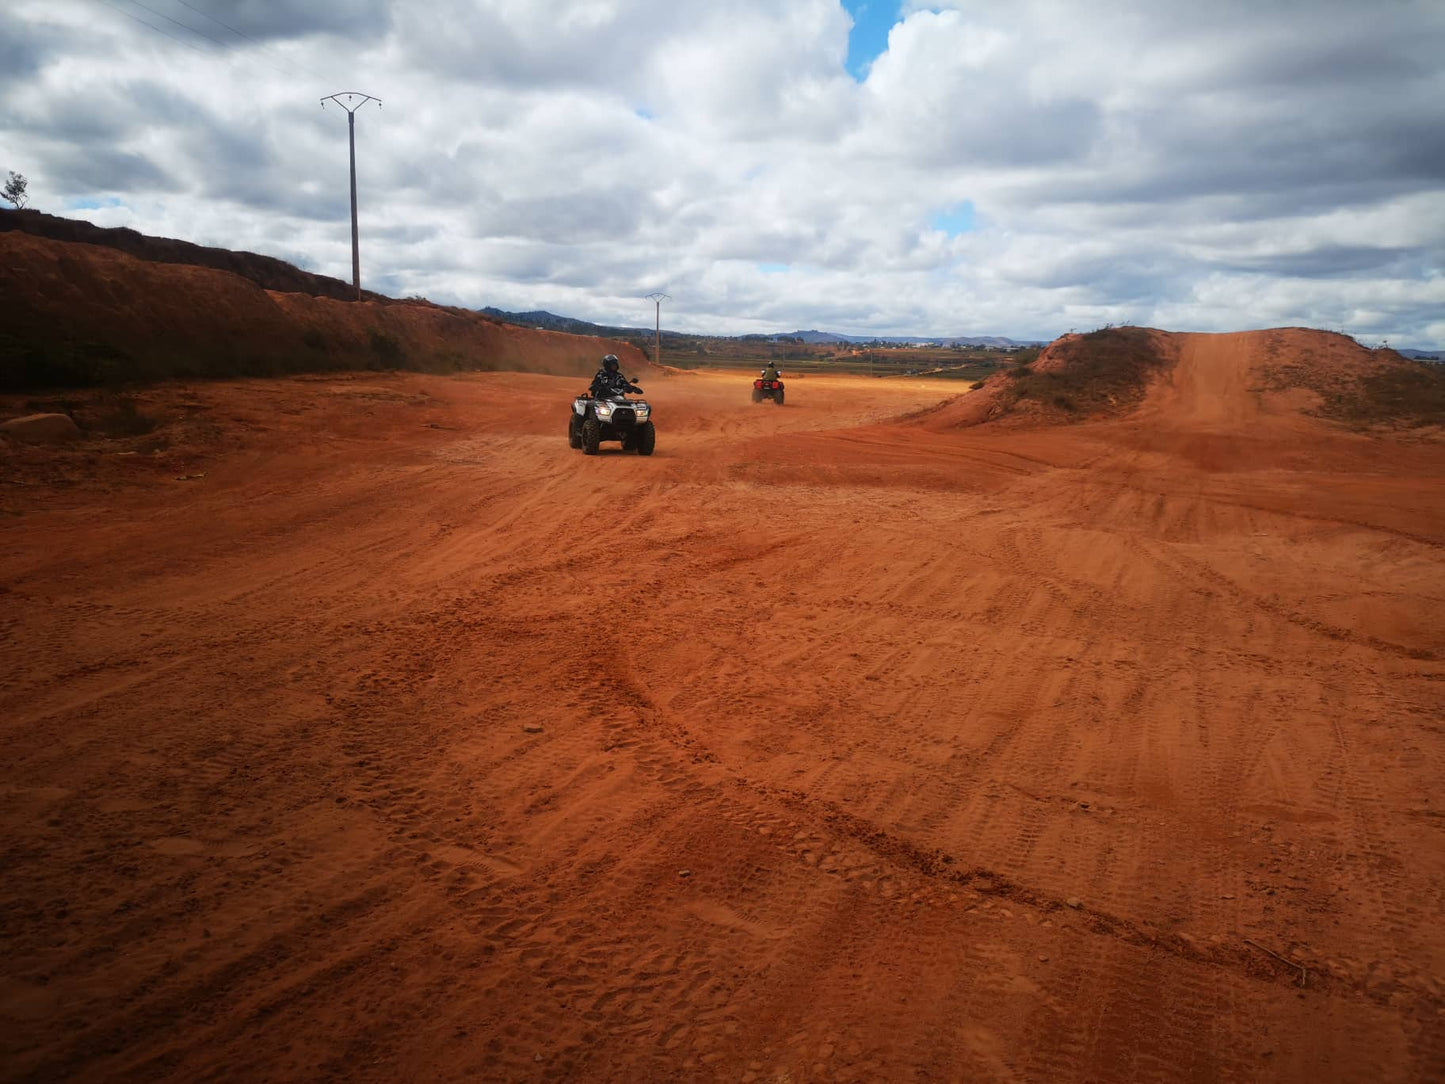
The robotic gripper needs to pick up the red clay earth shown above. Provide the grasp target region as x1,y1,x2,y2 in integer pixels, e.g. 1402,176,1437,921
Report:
1,331,1442,1082
0,229,647,385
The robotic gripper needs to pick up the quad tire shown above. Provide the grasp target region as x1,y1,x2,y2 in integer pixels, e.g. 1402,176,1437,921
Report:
635,421,656,456
581,418,601,455
774,389,785,406
751,388,763,403
568,415,583,449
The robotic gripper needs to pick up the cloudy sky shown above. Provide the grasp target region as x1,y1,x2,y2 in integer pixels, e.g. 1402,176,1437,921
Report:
3,0,1443,345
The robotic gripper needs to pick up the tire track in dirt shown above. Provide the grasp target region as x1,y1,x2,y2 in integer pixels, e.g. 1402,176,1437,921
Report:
3,363,1442,1082
1145,542,1439,661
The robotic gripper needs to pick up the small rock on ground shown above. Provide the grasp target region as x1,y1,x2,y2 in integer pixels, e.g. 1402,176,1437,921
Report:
1,413,81,444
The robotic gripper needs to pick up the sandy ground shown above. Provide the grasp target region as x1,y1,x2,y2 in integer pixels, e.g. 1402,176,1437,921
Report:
2,336,1443,1082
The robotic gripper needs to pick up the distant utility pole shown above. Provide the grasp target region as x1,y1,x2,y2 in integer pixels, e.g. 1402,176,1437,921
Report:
320,92,381,300
646,292,670,368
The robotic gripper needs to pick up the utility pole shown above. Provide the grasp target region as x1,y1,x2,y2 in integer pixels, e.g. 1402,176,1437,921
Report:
321,92,381,300
646,292,670,368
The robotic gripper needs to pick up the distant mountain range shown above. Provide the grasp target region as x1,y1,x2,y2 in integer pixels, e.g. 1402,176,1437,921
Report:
783,329,1043,347
477,308,1439,357
477,308,646,338
477,308,1045,347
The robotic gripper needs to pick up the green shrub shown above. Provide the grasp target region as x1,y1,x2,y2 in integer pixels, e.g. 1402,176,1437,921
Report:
0,335,138,389
368,329,405,365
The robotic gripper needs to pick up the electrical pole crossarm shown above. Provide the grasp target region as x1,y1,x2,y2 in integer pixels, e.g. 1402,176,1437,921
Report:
320,93,382,110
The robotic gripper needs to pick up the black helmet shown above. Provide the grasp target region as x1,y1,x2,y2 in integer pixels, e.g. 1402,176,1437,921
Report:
602,354,620,371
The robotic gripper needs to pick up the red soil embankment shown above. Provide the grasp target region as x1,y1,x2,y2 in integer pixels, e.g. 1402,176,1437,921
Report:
0,207,381,302
0,230,648,387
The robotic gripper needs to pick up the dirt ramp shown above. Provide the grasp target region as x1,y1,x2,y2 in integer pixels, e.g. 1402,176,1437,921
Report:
917,325,1441,436
1135,330,1277,431
0,231,647,388
1134,328,1444,439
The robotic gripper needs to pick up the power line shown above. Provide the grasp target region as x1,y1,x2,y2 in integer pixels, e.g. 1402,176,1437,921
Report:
93,0,331,85
121,0,232,50
170,0,266,48
167,0,327,84
94,0,210,55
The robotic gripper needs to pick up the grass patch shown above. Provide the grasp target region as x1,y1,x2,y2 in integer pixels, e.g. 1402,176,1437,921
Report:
1257,341,1445,429
1354,365,1445,425
1310,362,1445,428
1001,327,1169,417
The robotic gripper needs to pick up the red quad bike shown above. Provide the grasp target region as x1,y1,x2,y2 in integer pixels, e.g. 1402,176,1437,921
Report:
751,373,785,405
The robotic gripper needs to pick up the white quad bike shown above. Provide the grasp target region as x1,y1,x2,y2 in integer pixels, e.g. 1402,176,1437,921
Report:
568,384,656,456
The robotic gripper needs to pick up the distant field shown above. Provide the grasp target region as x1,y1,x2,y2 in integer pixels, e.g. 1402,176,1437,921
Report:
656,342,1032,381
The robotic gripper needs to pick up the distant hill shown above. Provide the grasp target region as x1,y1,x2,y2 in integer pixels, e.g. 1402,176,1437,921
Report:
783,330,1042,347
478,308,651,339
479,310,1045,348
791,330,1040,348
787,330,852,344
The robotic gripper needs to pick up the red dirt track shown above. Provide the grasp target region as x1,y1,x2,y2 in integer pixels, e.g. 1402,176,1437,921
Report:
2,330,1443,1082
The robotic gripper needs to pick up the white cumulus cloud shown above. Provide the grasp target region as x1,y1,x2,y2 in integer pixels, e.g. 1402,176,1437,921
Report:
1,0,1441,345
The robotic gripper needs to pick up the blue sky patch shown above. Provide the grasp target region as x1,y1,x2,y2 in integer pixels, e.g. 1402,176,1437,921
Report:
66,196,124,211
757,262,790,273
841,0,903,81
931,201,976,236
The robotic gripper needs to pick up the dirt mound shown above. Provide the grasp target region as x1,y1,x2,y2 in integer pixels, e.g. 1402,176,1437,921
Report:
1,208,379,302
1030,325,1177,393
0,231,648,389
918,326,1442,434
1253,328,1445,429
918,326,1176,428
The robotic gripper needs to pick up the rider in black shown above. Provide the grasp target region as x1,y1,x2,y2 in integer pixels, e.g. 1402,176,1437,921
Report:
590,354,642,399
